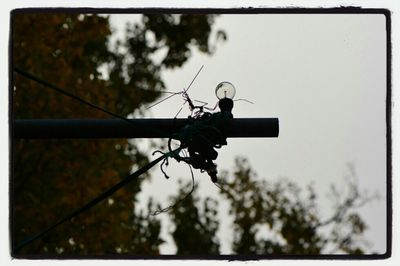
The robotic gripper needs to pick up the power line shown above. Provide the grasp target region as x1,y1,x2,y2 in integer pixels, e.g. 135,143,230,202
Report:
13,147,181,253
13,67,142,126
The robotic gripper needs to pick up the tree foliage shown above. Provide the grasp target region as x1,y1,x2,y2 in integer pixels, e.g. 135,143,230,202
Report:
12,12,223,256
169,181,220,255
161,157,377,255
170,157,375,255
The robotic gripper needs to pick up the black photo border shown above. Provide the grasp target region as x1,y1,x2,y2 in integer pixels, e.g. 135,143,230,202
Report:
9,6,392,260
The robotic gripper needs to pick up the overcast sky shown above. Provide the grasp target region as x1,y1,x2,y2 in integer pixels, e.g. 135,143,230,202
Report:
108,13,388,254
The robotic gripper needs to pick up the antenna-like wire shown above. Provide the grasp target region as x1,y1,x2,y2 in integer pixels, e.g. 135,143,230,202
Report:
146,91,181,110
146,65,204,110
184,64,204,93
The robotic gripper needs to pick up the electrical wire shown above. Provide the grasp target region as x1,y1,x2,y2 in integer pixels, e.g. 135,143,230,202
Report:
14,147,181,253
14,67,144,126
151,158,196,216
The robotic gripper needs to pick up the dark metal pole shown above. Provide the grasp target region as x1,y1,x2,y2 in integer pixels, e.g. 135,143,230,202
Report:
14,118,279,139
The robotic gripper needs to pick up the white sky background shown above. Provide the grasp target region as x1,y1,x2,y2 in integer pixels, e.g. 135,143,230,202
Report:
109,14,387,254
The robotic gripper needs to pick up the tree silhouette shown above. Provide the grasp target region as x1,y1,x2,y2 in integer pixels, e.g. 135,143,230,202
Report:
169,157,377,255
158,157,378,256
168,181,220,255
12,12,225,256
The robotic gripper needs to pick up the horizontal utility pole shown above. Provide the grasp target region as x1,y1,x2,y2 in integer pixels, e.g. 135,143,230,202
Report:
14,118,279,139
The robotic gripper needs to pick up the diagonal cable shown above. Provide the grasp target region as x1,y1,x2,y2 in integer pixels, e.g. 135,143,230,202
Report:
14,67,141,125
14,147,181,253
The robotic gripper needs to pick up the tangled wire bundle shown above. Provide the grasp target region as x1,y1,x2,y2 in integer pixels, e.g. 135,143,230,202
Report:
169,109,232,183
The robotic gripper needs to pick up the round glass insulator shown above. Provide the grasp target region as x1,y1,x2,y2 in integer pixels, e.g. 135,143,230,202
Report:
215,81,236,99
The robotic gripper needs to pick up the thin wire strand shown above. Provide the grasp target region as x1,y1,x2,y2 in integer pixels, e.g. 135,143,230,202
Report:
174,101,187,118
152,160,196,216
193,99,208,105
159,91,180,94
184,65,204,93
234,98,254,104
146,91,182,109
